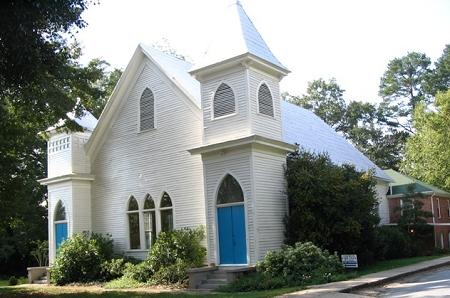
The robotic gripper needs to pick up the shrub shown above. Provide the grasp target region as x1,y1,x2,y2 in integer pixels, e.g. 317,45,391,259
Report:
257,242,343,284
50,232,113,285
8,276,18,286
148,226,206,273
218,272,286,292
375,226,412,260
150,259,189,285
123,262,152,283
104,276,145,289
101,258,130,281
285,149,380,265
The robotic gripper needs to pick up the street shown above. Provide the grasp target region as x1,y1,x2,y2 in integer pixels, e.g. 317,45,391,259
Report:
353,266,450,297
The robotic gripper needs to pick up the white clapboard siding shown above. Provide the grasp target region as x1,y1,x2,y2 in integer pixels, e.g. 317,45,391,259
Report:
202,147,257,265
376,181,390,225
91,58,205,255
71,180,92,234
48,134,72,178
252,150,287,260
248,68,282,141
71,132,91,175
202,69,251,144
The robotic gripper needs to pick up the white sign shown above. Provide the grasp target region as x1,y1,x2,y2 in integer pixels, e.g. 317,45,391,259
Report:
341,254,358,268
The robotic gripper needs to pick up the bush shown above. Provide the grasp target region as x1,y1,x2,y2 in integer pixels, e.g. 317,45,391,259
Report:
101,258,130,281
150,259,189,285
375,226,412,260
285,149,380,266
8,276,18,286
123,262,152,283
104,276,145,289
50,232,113,285
218,272,286,292
257,242,343,284
148,226,206,273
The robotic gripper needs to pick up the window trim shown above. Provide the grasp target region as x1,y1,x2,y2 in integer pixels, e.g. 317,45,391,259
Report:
138,87,156,133
437,197,441,219
142,194,156,250
211,82,238,120
256,81,275,118
126,196,141,250
159,192,174,232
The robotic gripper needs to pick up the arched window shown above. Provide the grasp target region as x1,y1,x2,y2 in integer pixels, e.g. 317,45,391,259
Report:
258,83,274,117
142,194,156,249
140,88,154,131
217,174,244,205
160,192,173,232
54,200,67,221
54,200,68,251
127,196,140,249
213,83,235,118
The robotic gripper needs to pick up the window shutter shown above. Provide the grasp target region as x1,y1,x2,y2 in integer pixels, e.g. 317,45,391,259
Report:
140,88,154,130
213,83,235,118
258,83,274,117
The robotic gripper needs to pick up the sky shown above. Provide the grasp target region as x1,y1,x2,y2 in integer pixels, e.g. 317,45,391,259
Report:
77,0,450,104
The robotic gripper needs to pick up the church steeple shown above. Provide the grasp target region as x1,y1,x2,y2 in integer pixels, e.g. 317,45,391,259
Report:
190,1,289,77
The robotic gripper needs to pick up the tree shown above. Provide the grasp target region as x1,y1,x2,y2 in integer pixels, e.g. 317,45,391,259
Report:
0,0,123,275
430,44,450,94
286,78,346,129
379,52,433,133
285,148,380,264
402,90,450,192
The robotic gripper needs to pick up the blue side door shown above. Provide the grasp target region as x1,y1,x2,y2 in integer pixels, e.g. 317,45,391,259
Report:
218,205,247,264
55,222,68,250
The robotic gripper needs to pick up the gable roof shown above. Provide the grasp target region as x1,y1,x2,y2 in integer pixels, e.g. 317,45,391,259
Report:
384,169,450,197
83,46,388,181
191,0,288,73
282,101,390,181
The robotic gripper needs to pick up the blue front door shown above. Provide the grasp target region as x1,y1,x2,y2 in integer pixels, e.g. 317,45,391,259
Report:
55,222,68,250
218,205,247,264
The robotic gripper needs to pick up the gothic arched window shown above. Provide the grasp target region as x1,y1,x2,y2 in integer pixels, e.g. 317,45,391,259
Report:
213,83,235,118
258,83,274,117
140,88,155,130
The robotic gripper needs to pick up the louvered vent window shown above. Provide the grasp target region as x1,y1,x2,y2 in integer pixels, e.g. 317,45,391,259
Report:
213,83,235,118
258,83,274,117
140,88,154,131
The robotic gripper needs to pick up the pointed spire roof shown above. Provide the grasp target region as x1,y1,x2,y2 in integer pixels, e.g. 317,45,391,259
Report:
191,0,288,74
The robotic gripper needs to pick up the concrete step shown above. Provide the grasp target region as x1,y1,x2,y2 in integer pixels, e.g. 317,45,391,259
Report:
198,283,223,290
33,279,48,285
204,278,227,284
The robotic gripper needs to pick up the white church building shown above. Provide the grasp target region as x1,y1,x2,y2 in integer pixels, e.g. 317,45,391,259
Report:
40,1,391,266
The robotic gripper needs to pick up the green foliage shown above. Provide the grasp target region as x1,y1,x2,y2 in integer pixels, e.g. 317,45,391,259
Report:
50,232,113,285
123,261,153,283
103,276,145,289
147,226,206,274
286,78,346,129
100,258,130,282
218,272,286,292
257,242,343,284
30,240,49,267
402,90,450,192
7,276,17,286
285,149,379,264
375,226,412,259
150,259,189,285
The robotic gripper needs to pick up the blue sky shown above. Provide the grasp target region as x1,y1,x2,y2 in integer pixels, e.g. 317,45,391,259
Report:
77,0,450,103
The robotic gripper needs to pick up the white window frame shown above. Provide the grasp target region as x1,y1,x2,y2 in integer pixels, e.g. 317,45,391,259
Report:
256,81,275,118
126,196,141,250
142,195,156,250
211,82,238,120
138,87,156,132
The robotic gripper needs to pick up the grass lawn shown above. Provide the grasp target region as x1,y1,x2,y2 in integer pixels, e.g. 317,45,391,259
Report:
0,254,447,298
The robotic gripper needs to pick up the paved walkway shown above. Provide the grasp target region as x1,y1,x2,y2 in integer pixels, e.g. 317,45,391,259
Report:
279,255,450,297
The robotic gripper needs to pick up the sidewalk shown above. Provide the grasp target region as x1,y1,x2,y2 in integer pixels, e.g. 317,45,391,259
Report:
279,255,450,297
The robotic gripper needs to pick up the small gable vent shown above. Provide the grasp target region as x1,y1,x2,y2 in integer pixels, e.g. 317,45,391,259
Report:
213,83,235,118
140,88,154,131
258,83,274,117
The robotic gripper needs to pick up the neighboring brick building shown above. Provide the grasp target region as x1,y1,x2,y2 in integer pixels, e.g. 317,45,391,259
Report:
385,169,450,249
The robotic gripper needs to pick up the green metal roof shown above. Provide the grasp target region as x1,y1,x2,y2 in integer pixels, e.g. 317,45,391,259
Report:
384,169,450,197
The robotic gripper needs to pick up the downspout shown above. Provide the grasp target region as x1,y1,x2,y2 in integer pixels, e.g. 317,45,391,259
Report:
431,193,436,247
